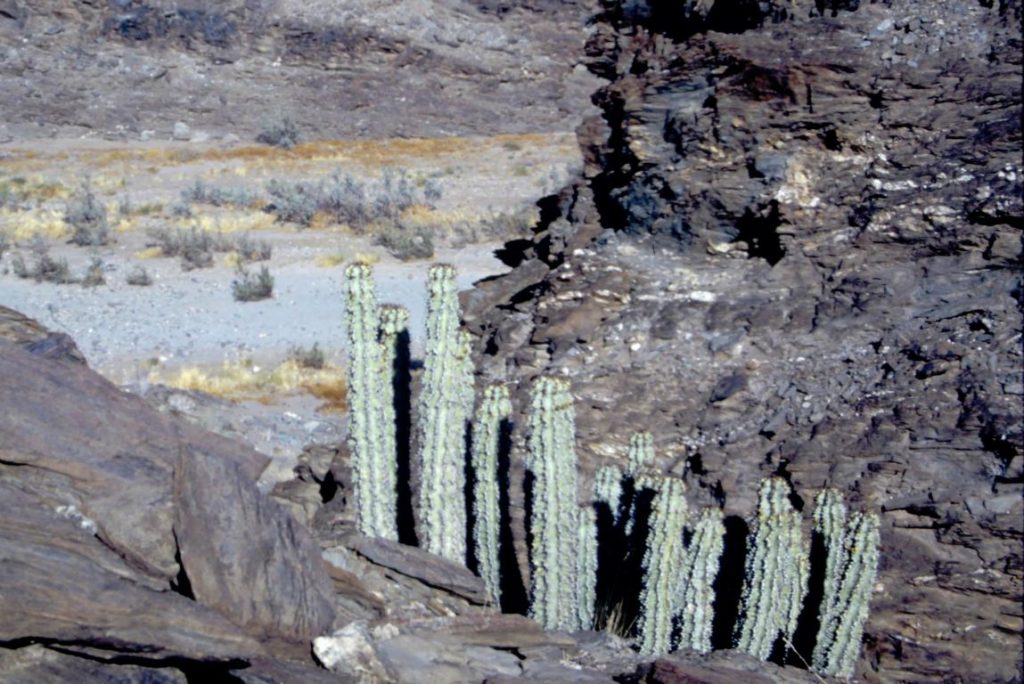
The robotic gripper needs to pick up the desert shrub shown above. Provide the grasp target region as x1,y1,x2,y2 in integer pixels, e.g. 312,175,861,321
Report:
374,221,434,261
81,257,106,287
232,264,274,301
126,265,153,286
289,342,326,369
233,233,272,262
12,237,74,284
256,117,300,149
147,226,270,270
0,230,9,258
265,169,438,231
65,183,111,246
180,179,256,208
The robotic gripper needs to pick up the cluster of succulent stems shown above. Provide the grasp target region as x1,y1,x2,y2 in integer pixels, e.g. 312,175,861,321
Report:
343,262,880,679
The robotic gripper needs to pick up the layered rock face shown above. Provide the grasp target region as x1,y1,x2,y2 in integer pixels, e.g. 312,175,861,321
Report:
464,1,1022,680
0,0,598,139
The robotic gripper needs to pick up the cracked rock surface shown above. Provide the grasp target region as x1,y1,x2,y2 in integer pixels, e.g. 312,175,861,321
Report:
463,0,1022,680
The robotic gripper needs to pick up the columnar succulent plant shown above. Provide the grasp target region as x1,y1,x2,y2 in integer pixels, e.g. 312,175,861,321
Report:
735,477,810,661
637,477,689,657
377,303,409,531
674,507,725,654
343,262,396,540
471,383,512,604
576,505,598,630
626,431,655,477
624,432,657,538
417,263,473,563
593,465,624,524
812,496,881,678
526,375,581,631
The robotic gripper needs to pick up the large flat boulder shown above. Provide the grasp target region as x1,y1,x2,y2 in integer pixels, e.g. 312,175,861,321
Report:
0,332,336,667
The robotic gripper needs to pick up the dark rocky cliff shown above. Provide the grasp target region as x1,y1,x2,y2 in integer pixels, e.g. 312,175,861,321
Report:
464,0,1023,680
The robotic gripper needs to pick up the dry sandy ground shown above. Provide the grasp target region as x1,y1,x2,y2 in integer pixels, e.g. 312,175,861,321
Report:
1,133,579,377
1,132,580,477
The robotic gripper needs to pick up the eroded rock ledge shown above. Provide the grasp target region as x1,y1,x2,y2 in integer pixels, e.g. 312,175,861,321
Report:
463,0,1022,680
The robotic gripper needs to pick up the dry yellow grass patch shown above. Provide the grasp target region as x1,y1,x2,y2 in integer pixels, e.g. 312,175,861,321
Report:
153,359,347,410
135,246,164,259
1,208,70,241
315,253,347,268
181,209,276,234
88,132,571,173
352,252,381,265
223,251,242,268
5,175,72,202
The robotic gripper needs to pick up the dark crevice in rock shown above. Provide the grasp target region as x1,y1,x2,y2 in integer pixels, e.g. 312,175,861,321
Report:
710,516,749,651
170,538,195,601
0,638,248,681
393,328,418,547
496,417,529,614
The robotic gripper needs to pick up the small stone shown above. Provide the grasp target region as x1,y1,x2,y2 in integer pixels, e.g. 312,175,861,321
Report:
312,621,391,681
172,122,191,141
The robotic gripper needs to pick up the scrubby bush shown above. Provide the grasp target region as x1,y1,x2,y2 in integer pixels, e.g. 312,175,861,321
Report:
81,257,106,287
256,117,300,149
126,264,153,286
65,183,111,246
180,179,256,208
232,264,274,301
0,230,9,259
374,221,434,261
265,169,439,231
288,342,325,369
12,237,74,284
233,232,272,262
147,226,270,270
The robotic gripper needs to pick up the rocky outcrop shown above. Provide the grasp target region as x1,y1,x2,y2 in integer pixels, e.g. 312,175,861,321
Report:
0,331,337,676
464,0,1022,680
0,0,600,140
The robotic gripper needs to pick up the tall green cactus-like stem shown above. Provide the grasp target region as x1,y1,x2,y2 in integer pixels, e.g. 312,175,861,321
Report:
344,262,396,539
626,432,655,477
811,488,847,667
812,502,880,678
675,507,725,654
526,375,580,631
417,264,473,563
637,477,689,657
576,505,598,630
594,465,624,524
624,432,656,538
375,304,409,538
471,383,511,604
735,477,810,661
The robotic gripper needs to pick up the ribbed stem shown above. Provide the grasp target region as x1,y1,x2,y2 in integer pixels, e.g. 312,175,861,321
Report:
343,262,394,539
526,376,579,631
638,477,688,657
675,507,725,654
471,383,511,604
735,477,809,660
416,264,471,563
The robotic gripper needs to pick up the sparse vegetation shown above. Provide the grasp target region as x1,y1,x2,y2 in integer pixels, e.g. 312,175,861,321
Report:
146,226,271,270
126,265,153,286
0,230,9,259
288,342,326,370
256,116,300,149
232,264,274,302
374,220,435,261
265,169,440,230
180,179,257,209
11,236,74,284
65,183,112,246
152,358,346,410
81,257,106,287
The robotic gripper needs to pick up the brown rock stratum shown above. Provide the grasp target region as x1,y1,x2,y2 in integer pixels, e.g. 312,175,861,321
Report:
463,0,1022,681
